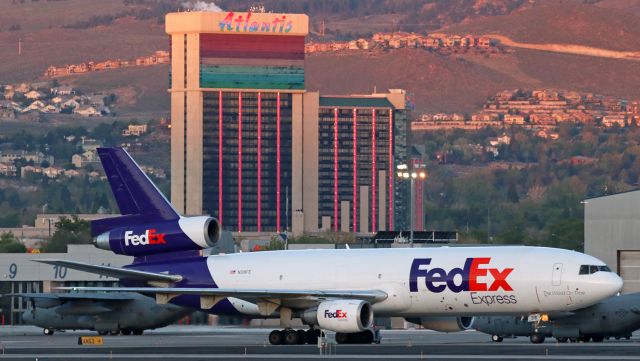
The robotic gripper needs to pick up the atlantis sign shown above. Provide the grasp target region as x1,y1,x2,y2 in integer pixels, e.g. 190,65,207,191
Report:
165,11,309,36
219,12,293,34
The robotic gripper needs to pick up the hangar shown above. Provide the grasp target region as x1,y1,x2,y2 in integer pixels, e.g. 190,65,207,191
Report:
584,190,640,294
0,245,128,325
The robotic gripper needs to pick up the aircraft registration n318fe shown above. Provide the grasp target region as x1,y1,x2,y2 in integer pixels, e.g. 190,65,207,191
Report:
40,148,623,345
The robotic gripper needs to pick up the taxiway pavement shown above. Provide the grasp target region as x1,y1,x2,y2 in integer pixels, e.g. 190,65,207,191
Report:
1,326,639,360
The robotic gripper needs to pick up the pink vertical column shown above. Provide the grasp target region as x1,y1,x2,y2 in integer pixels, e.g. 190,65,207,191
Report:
352,108,357,232
371,109,377,231
419,159,424,230
218,91,223,226
276,92,281,232
333,108,339,232
237,92,242,232
388,110,394,230
257,92,262,232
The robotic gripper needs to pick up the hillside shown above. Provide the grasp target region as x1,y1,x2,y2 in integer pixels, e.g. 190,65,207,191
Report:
307,48,640,114
2,0,640,116
442,0,640,52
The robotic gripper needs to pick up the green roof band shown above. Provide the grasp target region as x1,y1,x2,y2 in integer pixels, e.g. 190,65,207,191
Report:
319,97,393,108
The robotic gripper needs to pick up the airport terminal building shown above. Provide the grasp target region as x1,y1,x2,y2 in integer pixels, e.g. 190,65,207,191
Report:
166,11,410,235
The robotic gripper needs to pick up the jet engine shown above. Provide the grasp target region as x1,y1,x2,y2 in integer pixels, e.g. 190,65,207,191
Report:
301,300,373,333
94,216,220,256
406,316,475,332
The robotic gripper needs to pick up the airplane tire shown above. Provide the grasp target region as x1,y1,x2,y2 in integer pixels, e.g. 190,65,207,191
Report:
356,330,374,344
296,330,306,345
579,335,591,343
556,337,568,343
43,328,54,336
491,335,503,342
530,334,545,344
121,329,132,336
268,330,283,345
132,329,144,336
283,329,300,345
591,335,604,342
335,332,350,344
304,329,320,344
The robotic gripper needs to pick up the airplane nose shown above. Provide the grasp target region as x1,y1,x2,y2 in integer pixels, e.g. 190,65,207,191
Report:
596,272,623,298
611,273,624,294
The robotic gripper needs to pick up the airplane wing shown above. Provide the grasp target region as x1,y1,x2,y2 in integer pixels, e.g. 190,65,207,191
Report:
8,292,141,313
10,292,139,302
35,259,183,285
55,286,388,315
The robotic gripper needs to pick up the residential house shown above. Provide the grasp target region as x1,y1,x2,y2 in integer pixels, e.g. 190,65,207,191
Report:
122,124,148,136
22,100,47,113
602,114,626,127
503,114,525,125
21,165,42,178
0,162,17,176
24,90,45,100
488,134,511,147
462,34,476,47
74,106,100,117
71,150,98,168
471,113,499,122
0,151,53,165
42,166,63,178
14,83,30,93
478,37,492,48
64,169,81,178
529,113,556,125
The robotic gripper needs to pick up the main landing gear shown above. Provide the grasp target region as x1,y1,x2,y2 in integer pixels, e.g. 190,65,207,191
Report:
268,329,380,345
335,330,378,344
269,329,321,345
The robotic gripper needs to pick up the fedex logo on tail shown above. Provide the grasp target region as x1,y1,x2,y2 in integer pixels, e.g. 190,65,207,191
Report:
409,257,514,293
124,229,166,246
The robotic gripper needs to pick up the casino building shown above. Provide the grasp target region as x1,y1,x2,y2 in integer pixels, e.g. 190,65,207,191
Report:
166,11,410,234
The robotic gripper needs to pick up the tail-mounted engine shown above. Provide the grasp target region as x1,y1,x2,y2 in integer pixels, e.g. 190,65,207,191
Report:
94,216,220,256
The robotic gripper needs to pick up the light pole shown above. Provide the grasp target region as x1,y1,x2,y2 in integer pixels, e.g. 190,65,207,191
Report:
396,165,426,247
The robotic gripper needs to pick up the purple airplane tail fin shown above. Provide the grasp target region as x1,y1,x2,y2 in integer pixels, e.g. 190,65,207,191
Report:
92,147,179,236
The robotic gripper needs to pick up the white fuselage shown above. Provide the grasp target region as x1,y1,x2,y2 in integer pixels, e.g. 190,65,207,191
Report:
206,246,622,317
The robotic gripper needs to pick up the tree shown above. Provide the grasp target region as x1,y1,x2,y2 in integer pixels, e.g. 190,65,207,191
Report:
507,182,519,203
0,232,26,253
42,215,91,253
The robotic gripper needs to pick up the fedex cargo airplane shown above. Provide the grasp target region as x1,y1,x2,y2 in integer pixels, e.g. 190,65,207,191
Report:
40,148,623,345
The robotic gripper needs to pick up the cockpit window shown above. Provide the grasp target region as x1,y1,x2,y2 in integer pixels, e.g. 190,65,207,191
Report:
579,265,611,275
